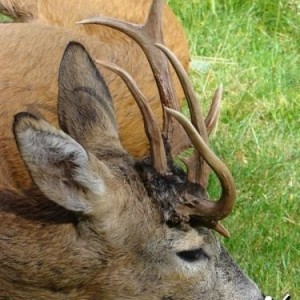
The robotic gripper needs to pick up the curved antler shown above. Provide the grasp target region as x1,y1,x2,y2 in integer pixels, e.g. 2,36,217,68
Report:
156,43,222,188
97,60,168,174
205,85,222,135
165,108,235,236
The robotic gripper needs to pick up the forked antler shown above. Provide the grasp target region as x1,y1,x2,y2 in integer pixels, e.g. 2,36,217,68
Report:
159,47,233,235
165,108,235,237
78,0,221,188
81,0,235,237
156,43,220,187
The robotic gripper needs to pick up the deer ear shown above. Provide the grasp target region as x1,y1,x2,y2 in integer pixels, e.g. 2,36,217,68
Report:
57,42,124,156
13,112,106,214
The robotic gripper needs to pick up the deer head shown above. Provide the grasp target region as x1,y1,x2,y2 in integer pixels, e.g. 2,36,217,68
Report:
0,39,269,299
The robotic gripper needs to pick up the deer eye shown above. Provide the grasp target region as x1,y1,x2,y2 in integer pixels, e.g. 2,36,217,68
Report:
176,248,209,263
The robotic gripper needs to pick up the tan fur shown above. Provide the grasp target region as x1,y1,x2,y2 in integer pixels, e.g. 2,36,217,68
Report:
0,43,265,299
0,0,189,190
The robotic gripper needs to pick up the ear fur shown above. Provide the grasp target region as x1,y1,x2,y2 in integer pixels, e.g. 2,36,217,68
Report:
58,42,124,157
13,112,105,213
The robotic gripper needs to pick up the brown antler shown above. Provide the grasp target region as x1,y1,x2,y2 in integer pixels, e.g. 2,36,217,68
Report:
78,0,182,144
97,60,168,174
205,85,222,136
81,0,235,237
156,43,222,188
156,45,231,233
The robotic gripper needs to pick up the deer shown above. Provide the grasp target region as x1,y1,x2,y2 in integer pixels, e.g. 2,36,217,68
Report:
0,34,270,299
0,1,273,299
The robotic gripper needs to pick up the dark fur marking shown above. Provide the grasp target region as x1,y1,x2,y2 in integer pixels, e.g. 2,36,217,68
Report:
135,157,210,229
135,158,186,222
57,42,118,142
74,86,116,128
0,189,78,225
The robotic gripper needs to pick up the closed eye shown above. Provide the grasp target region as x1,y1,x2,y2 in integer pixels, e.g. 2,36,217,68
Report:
176,248,209,263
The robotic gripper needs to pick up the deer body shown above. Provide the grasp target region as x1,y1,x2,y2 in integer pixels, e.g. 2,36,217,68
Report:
0,9,188,187
0,42,265,299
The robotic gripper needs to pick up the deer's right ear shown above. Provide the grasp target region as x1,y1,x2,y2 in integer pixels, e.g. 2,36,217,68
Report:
13,112,108,214
57,42,124,156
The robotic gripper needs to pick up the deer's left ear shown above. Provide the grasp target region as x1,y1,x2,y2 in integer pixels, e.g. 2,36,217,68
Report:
13,112,107,214
57,42,124,156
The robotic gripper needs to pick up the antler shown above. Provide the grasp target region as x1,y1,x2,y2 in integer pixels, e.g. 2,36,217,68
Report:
78,0,184,147
80,0,235,236
157,44,233,235
78,0,222,187
156,43,222,188
205,85,222,136
97,60,168,174
165,108,235,236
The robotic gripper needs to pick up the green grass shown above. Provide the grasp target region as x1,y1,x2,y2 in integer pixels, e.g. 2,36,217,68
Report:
0,14,11,21
1,1,299,298
168,0,299,298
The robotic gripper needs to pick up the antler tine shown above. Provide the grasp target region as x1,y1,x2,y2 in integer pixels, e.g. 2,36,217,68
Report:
78,0,180,139
205,85,222,136
97,60,168,174
156,43,211,187
181,85,222,185
165,107,236,222
156,44,207,140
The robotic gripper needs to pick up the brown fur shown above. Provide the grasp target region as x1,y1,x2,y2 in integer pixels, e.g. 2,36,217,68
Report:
0,0,37,20
0,42,265,300
0,0,189,190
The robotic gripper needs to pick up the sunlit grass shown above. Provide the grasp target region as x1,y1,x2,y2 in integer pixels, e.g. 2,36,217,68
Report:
0,14,11,22
169,0,299,298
